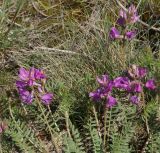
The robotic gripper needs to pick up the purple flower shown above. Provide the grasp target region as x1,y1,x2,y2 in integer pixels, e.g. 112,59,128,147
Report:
89,89,103,101
117,17,126,26
27,67,37,86
125,31,136,40
96,75,109,87
18,67,35,86
145,79,156,90
117,5,139,26
119,9,127,19
41,93,53,105
106,95,117,108
18,67,29,81
90,75,114,102
114,77,130,90
19,90,34,104
130,95,139,104
137,67,147,78
128,65,147,79
131,82,142,93
18,67,48,87
34,69,46,80
117,9,127,26
16,67,54,105
128,4,139,24
104,81,114,93
109,27,120,39
16,81,27,88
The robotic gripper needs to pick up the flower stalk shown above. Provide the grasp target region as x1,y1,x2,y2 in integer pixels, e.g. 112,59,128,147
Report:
103,107,107,150
35,95,60,153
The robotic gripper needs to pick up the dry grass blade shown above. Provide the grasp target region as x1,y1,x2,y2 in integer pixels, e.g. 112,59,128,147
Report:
34,46,79,55
31,0,49,17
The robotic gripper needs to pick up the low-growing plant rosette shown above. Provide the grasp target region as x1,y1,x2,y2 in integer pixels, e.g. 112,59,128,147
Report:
16,67,54,105
89,65,157,108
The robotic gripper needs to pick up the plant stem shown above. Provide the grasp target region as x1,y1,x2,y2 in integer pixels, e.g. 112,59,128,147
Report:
65,111,71,138
140,91,150,153
107,109,112,143
121,31,126,69
103,107,107,150
36,97,60,153
93,106,101,138
47,105,60,132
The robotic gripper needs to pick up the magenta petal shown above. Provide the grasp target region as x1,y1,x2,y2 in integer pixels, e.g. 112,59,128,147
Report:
119,9,127,19
132,82,142,93
137,67,147,78
29,67,36,80
145,79,156,90
109,27,120,39
41,93,53,105
35,69,46,80
106,95,117,108
128,4,139,24
96,75,109,86
117,17,126,26
89,89,101,101
38,86,43,93
90,78,114,102
27,79,34,86
19,67,29,81
128,65,147,79
128,4,137,14
117,9,127,26
16,81,27,88
125,31,136,40
105,81,114,93
114,77,130,90
130,15,139,23
20,90,34,104
130,95,139,104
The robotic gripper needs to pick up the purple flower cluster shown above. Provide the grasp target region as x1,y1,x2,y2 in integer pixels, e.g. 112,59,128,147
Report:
126,65,156,104
16,67,54,105
109,4,139,40
89,75,116,108
117,5,139,26
90,65,156,108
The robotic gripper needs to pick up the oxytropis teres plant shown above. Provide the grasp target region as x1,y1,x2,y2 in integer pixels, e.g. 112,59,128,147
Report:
0,4,159,153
